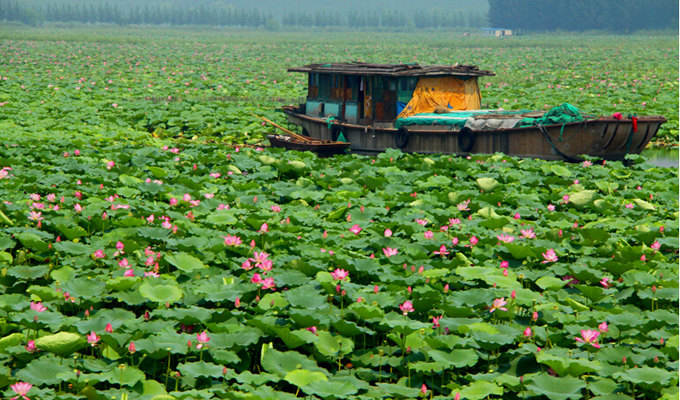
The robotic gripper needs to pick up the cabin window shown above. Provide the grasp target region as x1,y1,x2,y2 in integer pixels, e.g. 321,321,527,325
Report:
330,74,343,101
308,73,319,99
345,76,360,101
318,74,331,99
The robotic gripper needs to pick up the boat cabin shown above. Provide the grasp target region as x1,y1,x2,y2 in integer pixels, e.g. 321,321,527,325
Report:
288,62,495,125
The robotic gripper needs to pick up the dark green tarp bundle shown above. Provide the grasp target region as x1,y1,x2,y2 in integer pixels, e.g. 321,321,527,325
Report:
518,103,584,127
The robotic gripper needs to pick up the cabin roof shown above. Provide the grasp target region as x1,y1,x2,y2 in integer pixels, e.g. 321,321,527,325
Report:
288,62,495,77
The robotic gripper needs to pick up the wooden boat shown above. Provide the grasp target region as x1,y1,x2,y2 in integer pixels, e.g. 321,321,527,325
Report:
282,62,666,161
267,134,350,157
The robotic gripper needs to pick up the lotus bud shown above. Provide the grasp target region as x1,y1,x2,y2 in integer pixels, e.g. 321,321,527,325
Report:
223,367,228,375
443,284,449,293
144,310,150,321
420,384,426,395
105,323,113,333
652,285,657,293
503,269,508,277
532,311,538,321
524,327,532,337
622,356,627,364
235,297,240,308
654,356,659,362
128,342,136,354
511,290,516,299
660,338,665,345
84,310,90,318
374,285,379,294
407,286,412,293
187,340,192,348
341,290,346,297
336,284,341,293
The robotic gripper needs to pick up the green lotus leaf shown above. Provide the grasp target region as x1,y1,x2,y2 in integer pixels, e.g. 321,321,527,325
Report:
34,331,87,356
526,373,587,400
314,331,354,358
101,366,146,387
632,198,655,210
427,348,478,368
374,382,421,397
504,243,536,259
304,379,359,398
613,366,676,385
7,265,50,280
536,276,568,291
62,277,106,299
262,348,324,377
119,174,143,185
139,282,183,303
568,190,597,209
284,369,327,388
15,232,49,252
477,177,500,192
165,252,206,273
459,381,504,400
15,358,70,386
537,352,602,376
177,361,225,380
0,333,24,352
550,165,572,177
148,166,168,178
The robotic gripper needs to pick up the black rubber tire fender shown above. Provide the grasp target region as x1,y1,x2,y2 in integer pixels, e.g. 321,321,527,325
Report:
458,127,475,153
395,126,410,149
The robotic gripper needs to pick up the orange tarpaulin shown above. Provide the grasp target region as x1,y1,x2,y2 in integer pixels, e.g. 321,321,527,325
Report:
396,76,481,119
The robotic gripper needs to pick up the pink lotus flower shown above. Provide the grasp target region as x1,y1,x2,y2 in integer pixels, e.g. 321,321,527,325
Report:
575,329,601,349
451,237,459,245
128,342,136,354
582,160,593,167
469,236,478,246
547,204,555,211
562,275,579,287
542,249,558,263
421,384,427,395
422,230,433,239
496,234,515,243
349,224,362,235
259,223,269,233
223,235,242,246
241,260,253,270
382,247,398,257
74,204,83,213
599,322,609,333
651,241,661,251
106,161,115,169
600,277,612,288
28,211,43,221
86,332,100,346
524,327,532,338
449,218,461,225
433,245,449,257
30,302,46,312
432,316,442,328
259,260,273,274
124,269,135,277
489,298,508,313
330,268,349,281
144,271,160,278
384,229,393,237
261,277,276,290
116,241,125,253
251,273,263,285
457,200,470,211
514,213,520,220
271,205,281,212
196,331,210,349
306,326,317,335
10,381,32,400
399,300,414,315
624,203,634,209
415,219,428,226
250,251,269,265
105,323,113,333
118,258,130,268
25,340,36,353
520,228,536,239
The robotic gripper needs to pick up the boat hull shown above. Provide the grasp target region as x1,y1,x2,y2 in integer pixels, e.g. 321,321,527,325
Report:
267,134,351,157
282,108,665,161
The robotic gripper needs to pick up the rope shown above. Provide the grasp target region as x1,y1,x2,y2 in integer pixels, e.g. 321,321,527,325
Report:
538,124,583,163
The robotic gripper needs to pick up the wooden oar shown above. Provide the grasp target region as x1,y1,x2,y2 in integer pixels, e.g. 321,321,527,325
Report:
250,114,314,142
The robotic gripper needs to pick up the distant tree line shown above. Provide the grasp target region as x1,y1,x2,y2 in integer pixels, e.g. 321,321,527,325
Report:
0,0,487,29
488,0,678,32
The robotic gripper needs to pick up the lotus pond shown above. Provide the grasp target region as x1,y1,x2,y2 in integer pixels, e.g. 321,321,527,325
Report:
0,27,678,400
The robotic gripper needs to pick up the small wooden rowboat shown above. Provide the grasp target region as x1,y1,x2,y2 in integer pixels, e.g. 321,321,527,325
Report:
267,134,350,157
252,113,350,157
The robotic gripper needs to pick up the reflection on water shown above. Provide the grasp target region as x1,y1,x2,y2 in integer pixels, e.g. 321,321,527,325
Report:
640,149,679,168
